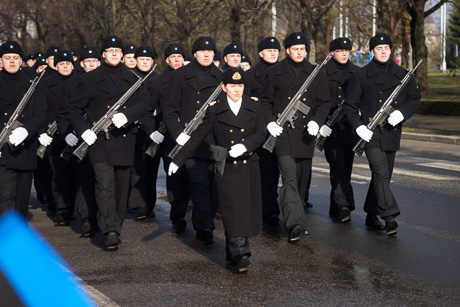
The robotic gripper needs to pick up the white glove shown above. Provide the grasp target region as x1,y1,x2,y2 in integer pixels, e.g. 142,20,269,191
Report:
307,121,319,136
388,110,404,126
112,113,128,128
168,162,179,176
9,127,28,146
319,125,332,137
65,133,79,146
267,122,283,137
81,129,97,146
229,144,247,158
356,125,373,142
176,132,190,146
38,133,53,146
150,131,164,144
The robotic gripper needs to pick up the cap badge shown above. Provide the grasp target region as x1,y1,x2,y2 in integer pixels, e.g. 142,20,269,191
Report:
232,72,242,80
9,45,13,49
233,45,237,48
64,53,67,56
297,36,301,39
271,39,274,42
112,38,116,42
380,37,384,40
174,47,178,50
205,41,209,45
89,50,93,53
143,50,146,53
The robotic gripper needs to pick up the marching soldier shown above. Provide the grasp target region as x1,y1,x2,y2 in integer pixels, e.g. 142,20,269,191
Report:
39,50,76,225
222,43,243,69
318,37,359,223
244,36,281,230
344,33,421,235
44,46,61,78
240,54,251,71
58,45,100,236
67,35,150,250
143,43,190,232
123,43,137,69
0,41,47,217
213,50,221,68
260,32,331,242
169,67,266,274
163,36,222,246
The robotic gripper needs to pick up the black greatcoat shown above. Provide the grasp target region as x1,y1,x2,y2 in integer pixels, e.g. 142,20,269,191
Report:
0,71,47,170
244,61,270,98
322,59,360,145
67,65,150,166
162,62,222,160
173,94,266,237
259,58,331,158
344,59,421,151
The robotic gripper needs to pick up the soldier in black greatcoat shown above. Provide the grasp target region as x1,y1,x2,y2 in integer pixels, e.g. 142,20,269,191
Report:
259,32,331,242
318,37,359,223
222,43,243,69
0,41,47,217
143,43,190,233
58,46,100,236
67,35,150,250
39,50,76,225
244,37,281,230
344,33,421,235
163,36,222,246
170,67,265,274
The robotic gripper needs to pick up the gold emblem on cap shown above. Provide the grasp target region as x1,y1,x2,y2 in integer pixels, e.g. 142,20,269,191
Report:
232,72,242,80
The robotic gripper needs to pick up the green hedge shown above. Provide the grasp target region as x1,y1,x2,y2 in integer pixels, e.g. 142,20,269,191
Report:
417,100,460,116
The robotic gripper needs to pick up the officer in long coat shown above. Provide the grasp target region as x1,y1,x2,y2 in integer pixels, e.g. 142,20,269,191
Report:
143,43,190,233
170,67,265,273
67,35,150,250
0,41,47,217
259,32,331,242
344,33,421,235
163,36,222,246
318,37,359,223
244,37,281,230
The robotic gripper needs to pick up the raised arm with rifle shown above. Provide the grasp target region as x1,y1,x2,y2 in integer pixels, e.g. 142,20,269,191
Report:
315,99,345,152
168,82,223,159
352,60,422,157
262,53,331,153
0,70,46,151
72,64,157,160
37,120,57,158
145,121,167,158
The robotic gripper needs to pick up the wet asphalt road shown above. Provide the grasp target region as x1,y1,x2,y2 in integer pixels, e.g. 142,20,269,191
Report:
27,139,460,306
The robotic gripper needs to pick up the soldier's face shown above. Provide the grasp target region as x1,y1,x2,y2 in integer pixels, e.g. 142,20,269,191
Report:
123,53,137,68
240,62,251,71
27,59,35,67
56,61,73,76
222,83,244,103
46,56,56,70
103,48,123,66
1,53,22,74
81,58,100,72
194,50,214,66
36,65,47,73
286,45,307,63
136,56,154,72
224,53,241,68
371,44,391,63
331,49,350,64
259,49,279,63
166,54,184,69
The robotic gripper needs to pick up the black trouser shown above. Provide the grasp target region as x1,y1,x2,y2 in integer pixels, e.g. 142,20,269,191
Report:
363,146,399,220
257,148,280,222
73,157,97,225
324,142,356,216
277,155,308,230
92,163,130,235
295,157,312,205
225,236,250,262
128,147,151,211
0,167,33,218
49,154,75,216
33,156,55,206
184,158,217,232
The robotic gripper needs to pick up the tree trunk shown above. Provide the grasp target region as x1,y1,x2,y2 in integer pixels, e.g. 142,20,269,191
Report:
377,0,392,33
229,2,241,44
409,1,429,94
401,10,411,68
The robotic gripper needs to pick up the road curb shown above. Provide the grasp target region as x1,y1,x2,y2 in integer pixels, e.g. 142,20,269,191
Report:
402,131,460,145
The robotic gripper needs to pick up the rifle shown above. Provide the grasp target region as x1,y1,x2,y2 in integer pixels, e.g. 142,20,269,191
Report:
315,100,345,152
352,60,422,157
145,121,167,158
262,53,331,153
0,70,46,151
72,65,157,161
37,121,57,158
168,82,223,159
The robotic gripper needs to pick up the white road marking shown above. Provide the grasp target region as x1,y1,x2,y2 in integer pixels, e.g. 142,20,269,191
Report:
312,166,370,182
353,163,457,181
416,162,460,172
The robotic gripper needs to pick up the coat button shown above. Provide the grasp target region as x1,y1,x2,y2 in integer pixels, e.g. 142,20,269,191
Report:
287,124,290,127
123,134,126,137
3,123,6,126
395,101,398,104
21,115,24,118
288,97,291,100
240,129,244,132
302,98,306,101
241,139,244,141
379,100,382,103
303,125,306,128
231,140,234,144
229,129,233,133
107,105,110,108
379,91,383,94
338,95,342,98
197,91,200,94
233,161,237,165
197,101,200,104
338,86,342,90
302,115,305,119
243,160,247,164
4,113,7,116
